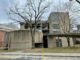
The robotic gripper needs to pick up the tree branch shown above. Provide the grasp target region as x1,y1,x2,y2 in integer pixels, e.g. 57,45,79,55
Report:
76,0,80,4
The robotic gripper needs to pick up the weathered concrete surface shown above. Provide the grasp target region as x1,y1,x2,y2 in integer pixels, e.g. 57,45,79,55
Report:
8,30,43,50
48,12,70,34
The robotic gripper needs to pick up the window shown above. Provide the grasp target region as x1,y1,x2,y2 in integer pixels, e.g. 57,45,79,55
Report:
53,24,60,29
56,39,62,47
53,31,61,34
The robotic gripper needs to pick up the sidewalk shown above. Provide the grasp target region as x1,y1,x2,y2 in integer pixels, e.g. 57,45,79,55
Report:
0,52,80,60
1,52,80,56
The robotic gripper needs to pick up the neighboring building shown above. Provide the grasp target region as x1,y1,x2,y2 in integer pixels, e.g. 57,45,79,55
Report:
0,31,7,49
0,24,19,31
0,24,19,49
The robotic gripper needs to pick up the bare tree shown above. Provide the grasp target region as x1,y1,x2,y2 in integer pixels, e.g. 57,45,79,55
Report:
76,0,80,3
7,0,50,48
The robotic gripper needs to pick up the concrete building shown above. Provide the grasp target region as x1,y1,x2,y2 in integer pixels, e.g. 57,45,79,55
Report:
48,12,70,34
0,24,18,49
1,12,76,50
47,12,74,48
0,31,7,49
8,30,43,50
7,12,73,49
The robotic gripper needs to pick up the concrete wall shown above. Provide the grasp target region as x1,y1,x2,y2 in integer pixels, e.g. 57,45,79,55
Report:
69,38,74,47
48,12,70,34
48,36,56,48
48,36,74,48
8,30,43,50
34,31,43,43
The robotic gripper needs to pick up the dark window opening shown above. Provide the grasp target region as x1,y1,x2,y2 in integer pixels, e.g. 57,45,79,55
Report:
75,40,80,44
75,38,80,44
53,24,60,29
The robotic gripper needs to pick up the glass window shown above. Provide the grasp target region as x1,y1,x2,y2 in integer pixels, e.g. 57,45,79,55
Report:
53,24,60,29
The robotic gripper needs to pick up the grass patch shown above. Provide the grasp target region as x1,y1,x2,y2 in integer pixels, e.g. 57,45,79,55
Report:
0,50,17,52
24,47,80,53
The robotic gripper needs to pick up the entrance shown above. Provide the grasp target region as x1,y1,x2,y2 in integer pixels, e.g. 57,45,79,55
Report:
43,35,48,48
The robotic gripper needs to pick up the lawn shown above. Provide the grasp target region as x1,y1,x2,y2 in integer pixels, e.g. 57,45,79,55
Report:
1,45,80,53
0,50,17,52
24,47,80,53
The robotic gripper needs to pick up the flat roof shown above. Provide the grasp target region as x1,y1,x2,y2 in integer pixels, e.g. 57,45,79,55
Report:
49,33,80,37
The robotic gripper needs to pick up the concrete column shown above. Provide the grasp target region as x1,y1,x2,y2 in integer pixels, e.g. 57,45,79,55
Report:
69,37,74,47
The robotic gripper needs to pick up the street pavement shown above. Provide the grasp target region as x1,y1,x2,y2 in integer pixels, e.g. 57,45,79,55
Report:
0,56,80,60
0,53,80,60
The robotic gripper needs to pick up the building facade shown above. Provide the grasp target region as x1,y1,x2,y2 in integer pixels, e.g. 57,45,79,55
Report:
48,12,70,34
0,12,75,50
47,12,74,48
0,31,7,49
0,24,18,49
7,30,43,50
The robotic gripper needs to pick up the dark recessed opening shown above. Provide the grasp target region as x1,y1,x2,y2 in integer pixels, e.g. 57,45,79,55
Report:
35,43,43,48
43,35,48,48
75,39,80,44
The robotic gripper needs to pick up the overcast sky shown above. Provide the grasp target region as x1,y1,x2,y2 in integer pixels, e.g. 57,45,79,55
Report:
0,0,69,23
0,0,80,30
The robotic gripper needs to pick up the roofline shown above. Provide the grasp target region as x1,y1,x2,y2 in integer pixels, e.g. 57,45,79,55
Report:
49,33,80,37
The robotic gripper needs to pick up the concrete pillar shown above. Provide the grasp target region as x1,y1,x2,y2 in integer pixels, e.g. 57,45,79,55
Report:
60,37,68,47
69,37,74,47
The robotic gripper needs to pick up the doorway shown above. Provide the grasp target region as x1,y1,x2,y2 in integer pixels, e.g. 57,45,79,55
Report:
43,35,48,48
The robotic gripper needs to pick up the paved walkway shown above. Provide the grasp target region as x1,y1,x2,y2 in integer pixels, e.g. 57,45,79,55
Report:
1,52,80,56
0,52,80,60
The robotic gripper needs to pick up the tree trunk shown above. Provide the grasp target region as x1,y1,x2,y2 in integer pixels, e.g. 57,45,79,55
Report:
67,37,70,47
30,28,35,48
73,37,76,46
31,33,35,48
30,26,36,49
